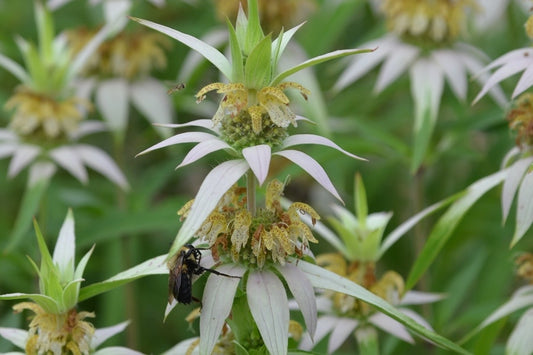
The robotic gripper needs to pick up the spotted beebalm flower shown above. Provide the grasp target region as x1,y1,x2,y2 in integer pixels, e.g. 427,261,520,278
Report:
498,93,533,247
0,2,128,190
291,174,444,352
335,0,506,170
161,180,320,355
474,12,533,104
65,27,175,139
0,210,139,355
133,0,369,258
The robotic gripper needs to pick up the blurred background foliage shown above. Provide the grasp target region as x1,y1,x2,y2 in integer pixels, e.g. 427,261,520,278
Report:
0,0,531,354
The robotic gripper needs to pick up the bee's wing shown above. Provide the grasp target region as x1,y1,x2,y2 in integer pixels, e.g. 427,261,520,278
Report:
168,257,184,304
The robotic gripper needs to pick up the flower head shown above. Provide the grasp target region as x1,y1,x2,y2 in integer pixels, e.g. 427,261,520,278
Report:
335,0,505,170
67,28,171,81
13,302,94,355
382,0,475,45
0,2,128,189
181,179,319,268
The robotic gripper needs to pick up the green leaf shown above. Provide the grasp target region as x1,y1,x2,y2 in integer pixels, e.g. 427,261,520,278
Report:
296,260,469,354
235,4,248,52
0,293,60,314
227,18,244,83
244,0,264,54
271,48,374,85
271,23,305,70
406,169,508,290
78,255,167,302
130,17,232,80
245,35,272,89
0,52,30,83
378,193,460,258
411,104,434,173
15,37,45,90
355,173,367,227
61,279,84,312
33,219,62,301
35,1,54,64
5,175,50,252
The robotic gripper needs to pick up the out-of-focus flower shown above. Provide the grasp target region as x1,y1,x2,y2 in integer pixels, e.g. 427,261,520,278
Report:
0,2,128,189
66,27,174,139
335,0,506,170
0,210,140,355
500,93,533,247
474,14,533,104
293,174,444,353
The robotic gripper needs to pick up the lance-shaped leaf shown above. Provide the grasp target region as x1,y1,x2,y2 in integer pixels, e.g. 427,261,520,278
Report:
130,17,232,80
271,48,374,86
406,169,508,290
296,259,468,354
52,209,76,284
79,255,167,302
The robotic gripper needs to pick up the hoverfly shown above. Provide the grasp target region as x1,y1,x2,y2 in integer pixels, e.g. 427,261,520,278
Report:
168,244,240,304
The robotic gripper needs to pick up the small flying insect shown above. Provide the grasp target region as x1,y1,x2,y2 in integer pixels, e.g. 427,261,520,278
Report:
168,244,240,305
166,82,185,95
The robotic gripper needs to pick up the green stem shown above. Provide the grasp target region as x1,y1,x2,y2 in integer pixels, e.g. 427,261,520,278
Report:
355,326,380,355
246,172,256,216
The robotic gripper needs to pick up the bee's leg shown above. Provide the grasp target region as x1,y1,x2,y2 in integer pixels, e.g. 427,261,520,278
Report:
200,266,241,279
192,296,203,309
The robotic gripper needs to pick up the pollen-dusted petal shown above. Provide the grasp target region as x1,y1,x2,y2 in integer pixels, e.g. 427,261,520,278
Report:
178,199,194,219
231,209,252,252
266,179,284,211
248,105,264,133
195,82,226,102
258,86,289,105
288,202,320,225
277,82,311,100
203,212,227,245
272,225,293,255
262,100,292,128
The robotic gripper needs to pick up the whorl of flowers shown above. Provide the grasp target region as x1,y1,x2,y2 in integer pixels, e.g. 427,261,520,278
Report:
178,179,319,268
66,28,171,80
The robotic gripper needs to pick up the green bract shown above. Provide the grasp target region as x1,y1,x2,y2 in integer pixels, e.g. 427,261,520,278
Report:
130,0,372,89
0,2,111,97
0,210,93,314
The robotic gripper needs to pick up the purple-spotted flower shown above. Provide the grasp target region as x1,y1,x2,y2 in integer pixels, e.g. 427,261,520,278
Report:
335,0,506,170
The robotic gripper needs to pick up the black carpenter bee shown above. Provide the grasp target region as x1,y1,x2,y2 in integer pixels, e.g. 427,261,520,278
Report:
168,244,240,304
